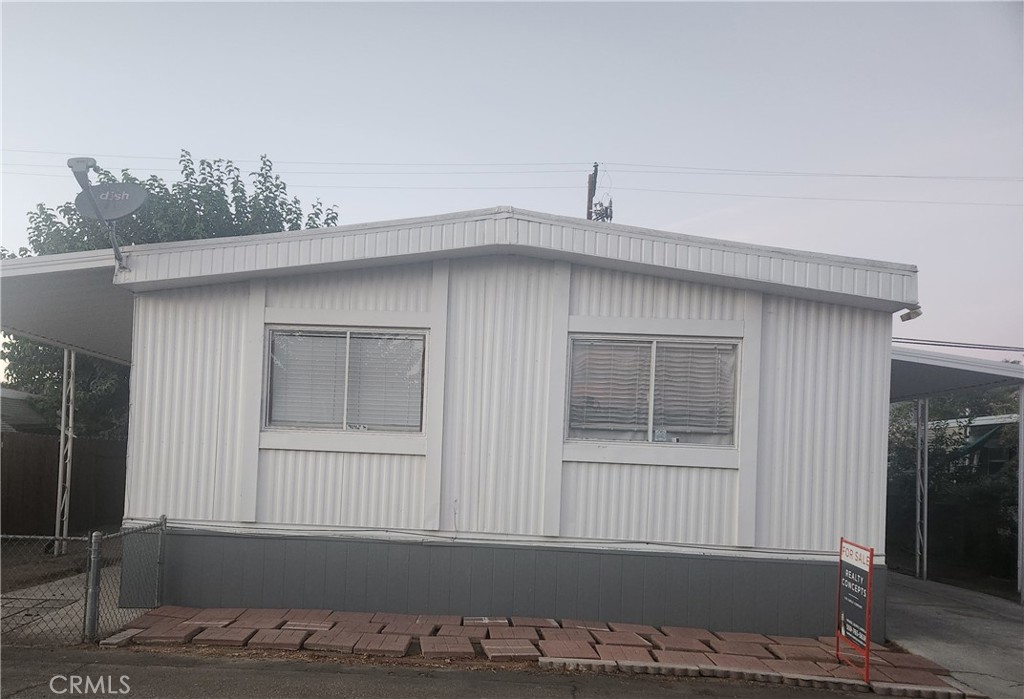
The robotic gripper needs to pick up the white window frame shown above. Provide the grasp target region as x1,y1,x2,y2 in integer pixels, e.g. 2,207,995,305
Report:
259,325,428,455
561,320,747,470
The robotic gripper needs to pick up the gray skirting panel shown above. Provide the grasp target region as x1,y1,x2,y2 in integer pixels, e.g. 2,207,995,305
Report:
146,528,886,638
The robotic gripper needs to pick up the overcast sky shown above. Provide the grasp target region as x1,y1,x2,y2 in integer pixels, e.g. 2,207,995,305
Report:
2,2,1021,362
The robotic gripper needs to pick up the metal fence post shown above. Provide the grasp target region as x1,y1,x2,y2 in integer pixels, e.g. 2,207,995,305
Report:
156,515,167,606
83,531,103,641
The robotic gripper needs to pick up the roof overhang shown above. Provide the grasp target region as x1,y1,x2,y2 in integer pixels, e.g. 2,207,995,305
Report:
3,207,923,370
0,249,133,364
890,347,1024,403
109,207,919,313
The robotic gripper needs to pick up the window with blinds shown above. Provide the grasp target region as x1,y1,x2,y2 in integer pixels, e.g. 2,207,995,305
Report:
267,330,425,432
567,337,737,445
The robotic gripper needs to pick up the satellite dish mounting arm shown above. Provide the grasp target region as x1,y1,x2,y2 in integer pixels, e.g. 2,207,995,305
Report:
67,157,127,270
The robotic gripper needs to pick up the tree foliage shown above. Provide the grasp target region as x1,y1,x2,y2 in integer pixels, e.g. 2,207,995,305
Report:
2,151,339,439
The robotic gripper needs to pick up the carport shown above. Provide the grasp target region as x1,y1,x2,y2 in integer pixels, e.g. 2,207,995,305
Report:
889,346,1024,603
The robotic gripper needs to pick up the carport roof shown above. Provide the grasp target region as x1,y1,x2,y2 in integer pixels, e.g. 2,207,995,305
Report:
890,347,1023,402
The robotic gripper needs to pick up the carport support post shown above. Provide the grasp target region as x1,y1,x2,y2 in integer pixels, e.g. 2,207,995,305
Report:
84,530,102,641
1018,386,1022,604
53,348,76,556
914,398,930,581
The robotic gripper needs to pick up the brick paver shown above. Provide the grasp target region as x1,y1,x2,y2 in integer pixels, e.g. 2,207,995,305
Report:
304,629,363,652
651,635,710,652
416,615,463,626
134,622,203,645
437,625,488,640
330,622,386,634
371,612,418,624
873,667,953,686
591,631,650,647
281,621,334,632
487,626,538,640
706,639,774,658
560,619,609,631
480,639,540,661
768,644,835,661
192,627,256,647
714,631,771,644
704,653,775,680
381,621,438,638
326,611,376,624
607,622,660,638
228,617,286,630
149,606,200,619
463,616,509,626
652,650,710,666
248,629,311,650
511,617,559,628
595,645,653,662
873,651,949,674
100,629,144,647
660,626,718,641
767,635,824,647
538,640,599,659
354,633,412,657
763,659,832,677
538,627,594,643
419,636,476,659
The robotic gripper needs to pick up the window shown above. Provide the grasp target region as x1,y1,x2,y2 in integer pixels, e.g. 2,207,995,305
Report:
266,329,425,432
568,337,737,446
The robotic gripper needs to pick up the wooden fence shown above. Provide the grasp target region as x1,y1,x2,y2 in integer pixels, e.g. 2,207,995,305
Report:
1,432,126,535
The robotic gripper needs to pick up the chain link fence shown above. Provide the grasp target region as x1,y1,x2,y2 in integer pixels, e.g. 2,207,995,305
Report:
1,518,165,645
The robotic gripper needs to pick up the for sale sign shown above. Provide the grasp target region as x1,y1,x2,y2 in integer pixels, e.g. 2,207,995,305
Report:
835,538,874,683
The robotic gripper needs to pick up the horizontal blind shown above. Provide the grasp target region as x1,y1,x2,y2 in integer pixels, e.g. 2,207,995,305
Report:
347,334,425,431
268,333,347,426
568,340,651,440
653,342,736,445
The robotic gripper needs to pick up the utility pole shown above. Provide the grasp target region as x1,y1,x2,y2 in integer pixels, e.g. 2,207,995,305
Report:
586,162,598,220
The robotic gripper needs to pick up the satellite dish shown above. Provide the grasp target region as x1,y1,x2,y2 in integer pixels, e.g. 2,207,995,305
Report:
74,183,148,221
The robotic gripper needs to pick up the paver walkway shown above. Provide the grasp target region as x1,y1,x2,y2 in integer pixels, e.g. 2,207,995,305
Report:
103,605,973,697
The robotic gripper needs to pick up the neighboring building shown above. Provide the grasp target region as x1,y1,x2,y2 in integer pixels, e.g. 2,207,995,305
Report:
0,387,51,434
1,207,922,635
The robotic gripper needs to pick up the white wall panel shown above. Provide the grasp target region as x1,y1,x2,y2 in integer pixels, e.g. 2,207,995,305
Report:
561,462,737,545
255,451,425,528
440,256,564,535
569,266,745,320
264,263,431,312
756,295,891,552
126,283,251,521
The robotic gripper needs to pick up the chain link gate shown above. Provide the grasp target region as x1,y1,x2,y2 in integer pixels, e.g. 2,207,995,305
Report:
1,517,166,645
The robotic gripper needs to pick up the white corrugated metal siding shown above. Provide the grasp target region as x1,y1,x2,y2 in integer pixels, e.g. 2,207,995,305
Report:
126,283,251,521
265,263,431,311
569,266,745,320
440,256,563,535
561,462,737,544
756,295,892,552
255,451,425,528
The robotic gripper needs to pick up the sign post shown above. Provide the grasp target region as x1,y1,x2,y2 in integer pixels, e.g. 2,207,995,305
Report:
835,538,875,684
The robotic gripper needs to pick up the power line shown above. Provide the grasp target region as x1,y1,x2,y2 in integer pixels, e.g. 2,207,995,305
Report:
1,149,589,167
616,186,1021,208
893,337,1024,352
3,149,1019,181
2,162,583,176
3,170,1020,206
606,162,1022,183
